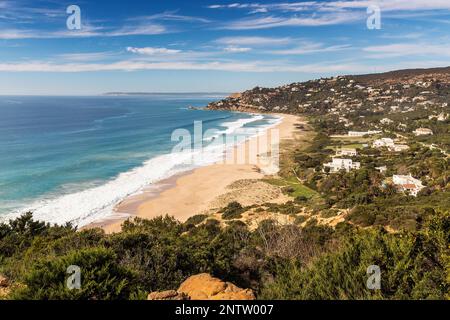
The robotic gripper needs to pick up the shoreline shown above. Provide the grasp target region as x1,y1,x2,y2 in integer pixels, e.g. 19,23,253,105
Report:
86,113,303,233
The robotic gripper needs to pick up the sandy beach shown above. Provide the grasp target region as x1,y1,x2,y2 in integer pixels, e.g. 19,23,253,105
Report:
89,114,304,233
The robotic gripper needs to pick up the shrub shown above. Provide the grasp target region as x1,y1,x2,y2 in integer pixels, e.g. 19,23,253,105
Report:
185,214,208,226
11,247,138,300
221,202,245,220
294,215,308,225
295,195,308,203
260,212,449,300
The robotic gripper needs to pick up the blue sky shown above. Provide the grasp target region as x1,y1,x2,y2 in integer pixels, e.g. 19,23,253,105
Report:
1,0,450,95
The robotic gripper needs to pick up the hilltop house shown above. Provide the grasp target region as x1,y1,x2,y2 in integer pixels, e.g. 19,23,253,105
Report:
392,174,425,197
336,148,357,156
390,144,409,152
373,138,409,152
429,113,448,121
376,166,387,174
414,128,433,136
380,118,394,125
323,158,360,173
373,138,394,148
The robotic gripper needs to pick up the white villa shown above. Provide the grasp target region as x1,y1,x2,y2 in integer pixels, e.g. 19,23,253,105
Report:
336,148,357,156
392,174,425,197
373,138,409,152
373,138,395,148
376,166,387,174
414,128,433,136
380,118,394,125
324,158,360,173
390,144,409,152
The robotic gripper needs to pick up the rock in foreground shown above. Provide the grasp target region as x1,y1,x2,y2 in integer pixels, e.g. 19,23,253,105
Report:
148,273,255,300
147,290,189,300
0,275,8,287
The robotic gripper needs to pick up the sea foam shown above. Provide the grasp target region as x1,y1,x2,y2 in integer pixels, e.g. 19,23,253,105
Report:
3,114,281,227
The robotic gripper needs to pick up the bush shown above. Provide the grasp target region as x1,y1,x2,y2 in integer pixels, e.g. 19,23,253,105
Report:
260,212,449,300
295,195,308,203
346,206,377,227
11,247,138,300
221,202,245,220
294,215,308,225
185,214,208,226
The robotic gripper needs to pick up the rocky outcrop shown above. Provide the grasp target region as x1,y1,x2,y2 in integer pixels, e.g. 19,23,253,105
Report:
0,275,8,287
148,273,255,300
0,275,10,298
147,290,189,300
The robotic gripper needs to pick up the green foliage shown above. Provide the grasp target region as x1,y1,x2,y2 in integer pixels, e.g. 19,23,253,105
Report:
220,201,245,220
266,201,301,215
294,215,308,225
1,207,448,301
260,211,449,300
185,214,208,226
11,247,137,300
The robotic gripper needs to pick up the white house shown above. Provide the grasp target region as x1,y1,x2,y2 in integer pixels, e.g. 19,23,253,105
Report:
336,148,357,156
373,138,395,148
324,158,360,173
380,118,394,125
348,131,367,137
414,128,433,136
376,166,387,174
390,144,409,152
392,174,425,197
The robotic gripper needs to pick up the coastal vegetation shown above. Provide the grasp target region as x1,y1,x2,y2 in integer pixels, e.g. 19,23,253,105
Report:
1,67,449,300
1,210,448,300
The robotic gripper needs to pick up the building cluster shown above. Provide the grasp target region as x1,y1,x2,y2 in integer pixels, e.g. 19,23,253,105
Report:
206,71,449,200
323,158,361,173
392,174,425,197
372,138,409,152
413,128,434,136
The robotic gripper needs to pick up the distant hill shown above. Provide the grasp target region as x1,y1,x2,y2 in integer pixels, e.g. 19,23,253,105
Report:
103,92,230,96
206,66,450,116
352,66,450,84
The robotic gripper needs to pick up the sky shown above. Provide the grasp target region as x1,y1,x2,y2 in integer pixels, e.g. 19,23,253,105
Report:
1,0,450,95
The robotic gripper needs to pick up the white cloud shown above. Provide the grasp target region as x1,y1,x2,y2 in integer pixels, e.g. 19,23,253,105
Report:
0,19,166,40
221,12,363,30
210,1,450,30
208,1,450,12
223,46,252,53
330,0,450,11
0,57,448,76
215,36,292,46
106,24,167,37
131,12,211,23
127,47,181,55
57,52,119,62
270,43,351,55
364,43,450,58
380,32,424,40
0,59,384,74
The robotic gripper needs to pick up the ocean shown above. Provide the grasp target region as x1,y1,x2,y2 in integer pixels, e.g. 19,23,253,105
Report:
0,95,280,226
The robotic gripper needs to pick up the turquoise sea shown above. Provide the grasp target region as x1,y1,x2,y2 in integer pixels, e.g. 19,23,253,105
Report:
0,95,279,226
